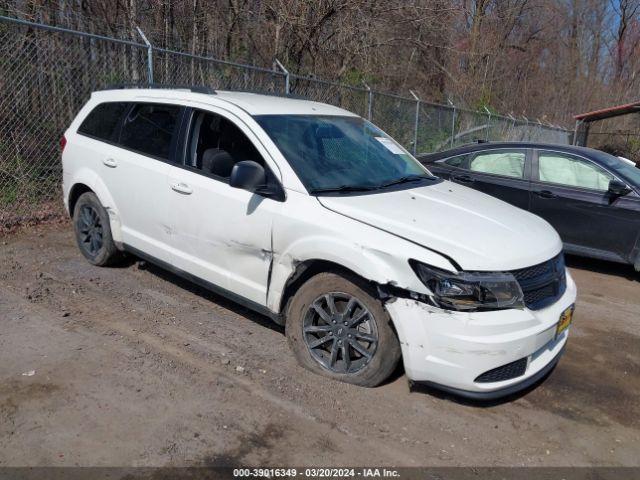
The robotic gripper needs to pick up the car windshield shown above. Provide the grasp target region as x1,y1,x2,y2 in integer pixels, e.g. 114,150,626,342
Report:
255,115,434,193
595,151,640,186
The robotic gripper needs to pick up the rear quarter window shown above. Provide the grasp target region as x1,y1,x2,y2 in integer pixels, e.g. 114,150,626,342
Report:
441,154,467,168
77,102,129,141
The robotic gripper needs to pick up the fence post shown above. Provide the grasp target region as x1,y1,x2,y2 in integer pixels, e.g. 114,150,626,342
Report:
136,26,153,83
521,115,529,141
447,98,456,148
410,90,420,155
363,82,373,121
536,119,544,140
274,59,290,94
483,106,492,141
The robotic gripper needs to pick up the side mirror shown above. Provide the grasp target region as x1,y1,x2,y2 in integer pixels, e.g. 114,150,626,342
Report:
608,179,631,197
230,161,266,192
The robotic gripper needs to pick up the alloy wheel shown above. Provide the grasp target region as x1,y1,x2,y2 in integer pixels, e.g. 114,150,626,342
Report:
77,205,104,256
303,292,378,374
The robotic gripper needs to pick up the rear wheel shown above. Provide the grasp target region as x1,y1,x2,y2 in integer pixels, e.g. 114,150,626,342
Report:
286,272,401,387
73,192,121,266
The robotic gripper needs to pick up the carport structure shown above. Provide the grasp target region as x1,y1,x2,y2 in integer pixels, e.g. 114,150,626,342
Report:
573,100,640,146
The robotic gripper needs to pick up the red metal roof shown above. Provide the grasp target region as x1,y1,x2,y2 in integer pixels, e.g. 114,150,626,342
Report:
574,100,640,122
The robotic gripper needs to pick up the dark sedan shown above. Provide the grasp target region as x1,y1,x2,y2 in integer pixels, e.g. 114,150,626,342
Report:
419,142,640,270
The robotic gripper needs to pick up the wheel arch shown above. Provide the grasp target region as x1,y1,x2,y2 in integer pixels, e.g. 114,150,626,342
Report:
67,170,123,244
68,183,93,217
277,259,375,316
267,232,446,316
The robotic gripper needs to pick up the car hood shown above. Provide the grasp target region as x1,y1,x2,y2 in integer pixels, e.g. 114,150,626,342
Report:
317,180,562,271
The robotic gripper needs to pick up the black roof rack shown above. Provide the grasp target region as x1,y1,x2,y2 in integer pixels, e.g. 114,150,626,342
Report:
102,83,216,94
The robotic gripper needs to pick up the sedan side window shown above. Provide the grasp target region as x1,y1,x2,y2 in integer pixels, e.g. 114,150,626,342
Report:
442,154,467,168
469,151,525,178
538,153,613,191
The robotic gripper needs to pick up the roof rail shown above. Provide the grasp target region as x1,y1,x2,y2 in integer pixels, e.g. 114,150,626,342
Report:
102,83,216,94
248,90,312,101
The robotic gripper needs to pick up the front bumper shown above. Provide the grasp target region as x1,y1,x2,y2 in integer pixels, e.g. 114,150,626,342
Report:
386,270,577,398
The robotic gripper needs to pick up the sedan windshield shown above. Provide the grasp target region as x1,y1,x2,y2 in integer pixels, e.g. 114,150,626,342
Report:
595,151,640,187
255,115,434,193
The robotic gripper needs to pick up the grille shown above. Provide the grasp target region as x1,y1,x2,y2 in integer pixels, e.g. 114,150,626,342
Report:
511,254,566,311
475,357,528,383
524,284,555,305
512,260,555,281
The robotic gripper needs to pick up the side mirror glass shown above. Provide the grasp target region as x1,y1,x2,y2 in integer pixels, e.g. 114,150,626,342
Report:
608,179,631,197
230,160,266,192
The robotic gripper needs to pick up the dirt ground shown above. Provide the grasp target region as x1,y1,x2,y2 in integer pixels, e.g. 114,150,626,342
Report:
0,223,638,467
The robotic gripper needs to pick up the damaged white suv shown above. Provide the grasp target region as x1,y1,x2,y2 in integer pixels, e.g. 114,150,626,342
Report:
62,86,576,399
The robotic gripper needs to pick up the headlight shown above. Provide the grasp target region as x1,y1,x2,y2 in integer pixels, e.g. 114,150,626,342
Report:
410,260,524,311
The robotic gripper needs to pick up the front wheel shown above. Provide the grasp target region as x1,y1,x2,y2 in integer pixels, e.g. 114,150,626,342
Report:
286,272,401,387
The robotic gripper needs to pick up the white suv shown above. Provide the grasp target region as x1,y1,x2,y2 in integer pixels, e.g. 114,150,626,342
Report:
62,86,576,399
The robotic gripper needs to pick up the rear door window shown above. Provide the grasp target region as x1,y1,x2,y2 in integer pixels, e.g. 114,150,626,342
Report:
469,150,526,178
77,102,129,142
119,103,181,160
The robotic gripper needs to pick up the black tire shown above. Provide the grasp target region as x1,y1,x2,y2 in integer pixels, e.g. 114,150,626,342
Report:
286,272,401,387
73,192,121,266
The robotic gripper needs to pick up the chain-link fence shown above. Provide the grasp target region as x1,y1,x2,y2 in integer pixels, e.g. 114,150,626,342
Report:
153,48,286,94
0,15,571,229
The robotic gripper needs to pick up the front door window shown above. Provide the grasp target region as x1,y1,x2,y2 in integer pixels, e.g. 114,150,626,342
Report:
538,153,613,191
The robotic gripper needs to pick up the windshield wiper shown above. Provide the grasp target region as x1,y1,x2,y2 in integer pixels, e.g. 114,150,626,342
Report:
377,174,437,188
310,175,437,195
309,184,381,194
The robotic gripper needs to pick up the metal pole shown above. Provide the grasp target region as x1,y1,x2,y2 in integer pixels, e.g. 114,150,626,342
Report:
483,106,492,141
410,90,420,155
573,120,581,145
363,82,373,121
507,114,516,140
136,26,153,84
521,115,529,141
535,119,543,141
275,59,290,95
448,98,456,149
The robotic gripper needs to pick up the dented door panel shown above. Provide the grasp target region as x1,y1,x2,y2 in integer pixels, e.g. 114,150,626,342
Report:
167,166,278,306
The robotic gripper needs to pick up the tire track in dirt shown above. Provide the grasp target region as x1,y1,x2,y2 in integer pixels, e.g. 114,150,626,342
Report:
1,262,423,465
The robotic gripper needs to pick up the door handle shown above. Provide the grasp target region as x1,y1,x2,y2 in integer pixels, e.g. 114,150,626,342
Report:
535,190,557,199
171,182,193,195
102,158,117,168
453,174,473,183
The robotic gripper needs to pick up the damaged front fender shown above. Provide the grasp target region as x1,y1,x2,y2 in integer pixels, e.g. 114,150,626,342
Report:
266,191,457,313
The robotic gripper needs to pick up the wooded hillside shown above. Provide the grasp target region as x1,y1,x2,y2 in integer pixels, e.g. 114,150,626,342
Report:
3,0,640,127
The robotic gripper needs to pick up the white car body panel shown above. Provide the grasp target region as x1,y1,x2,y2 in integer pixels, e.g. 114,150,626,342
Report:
167,164,277,305
266,190,457,312
62,88,577,397
318,180,563,271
